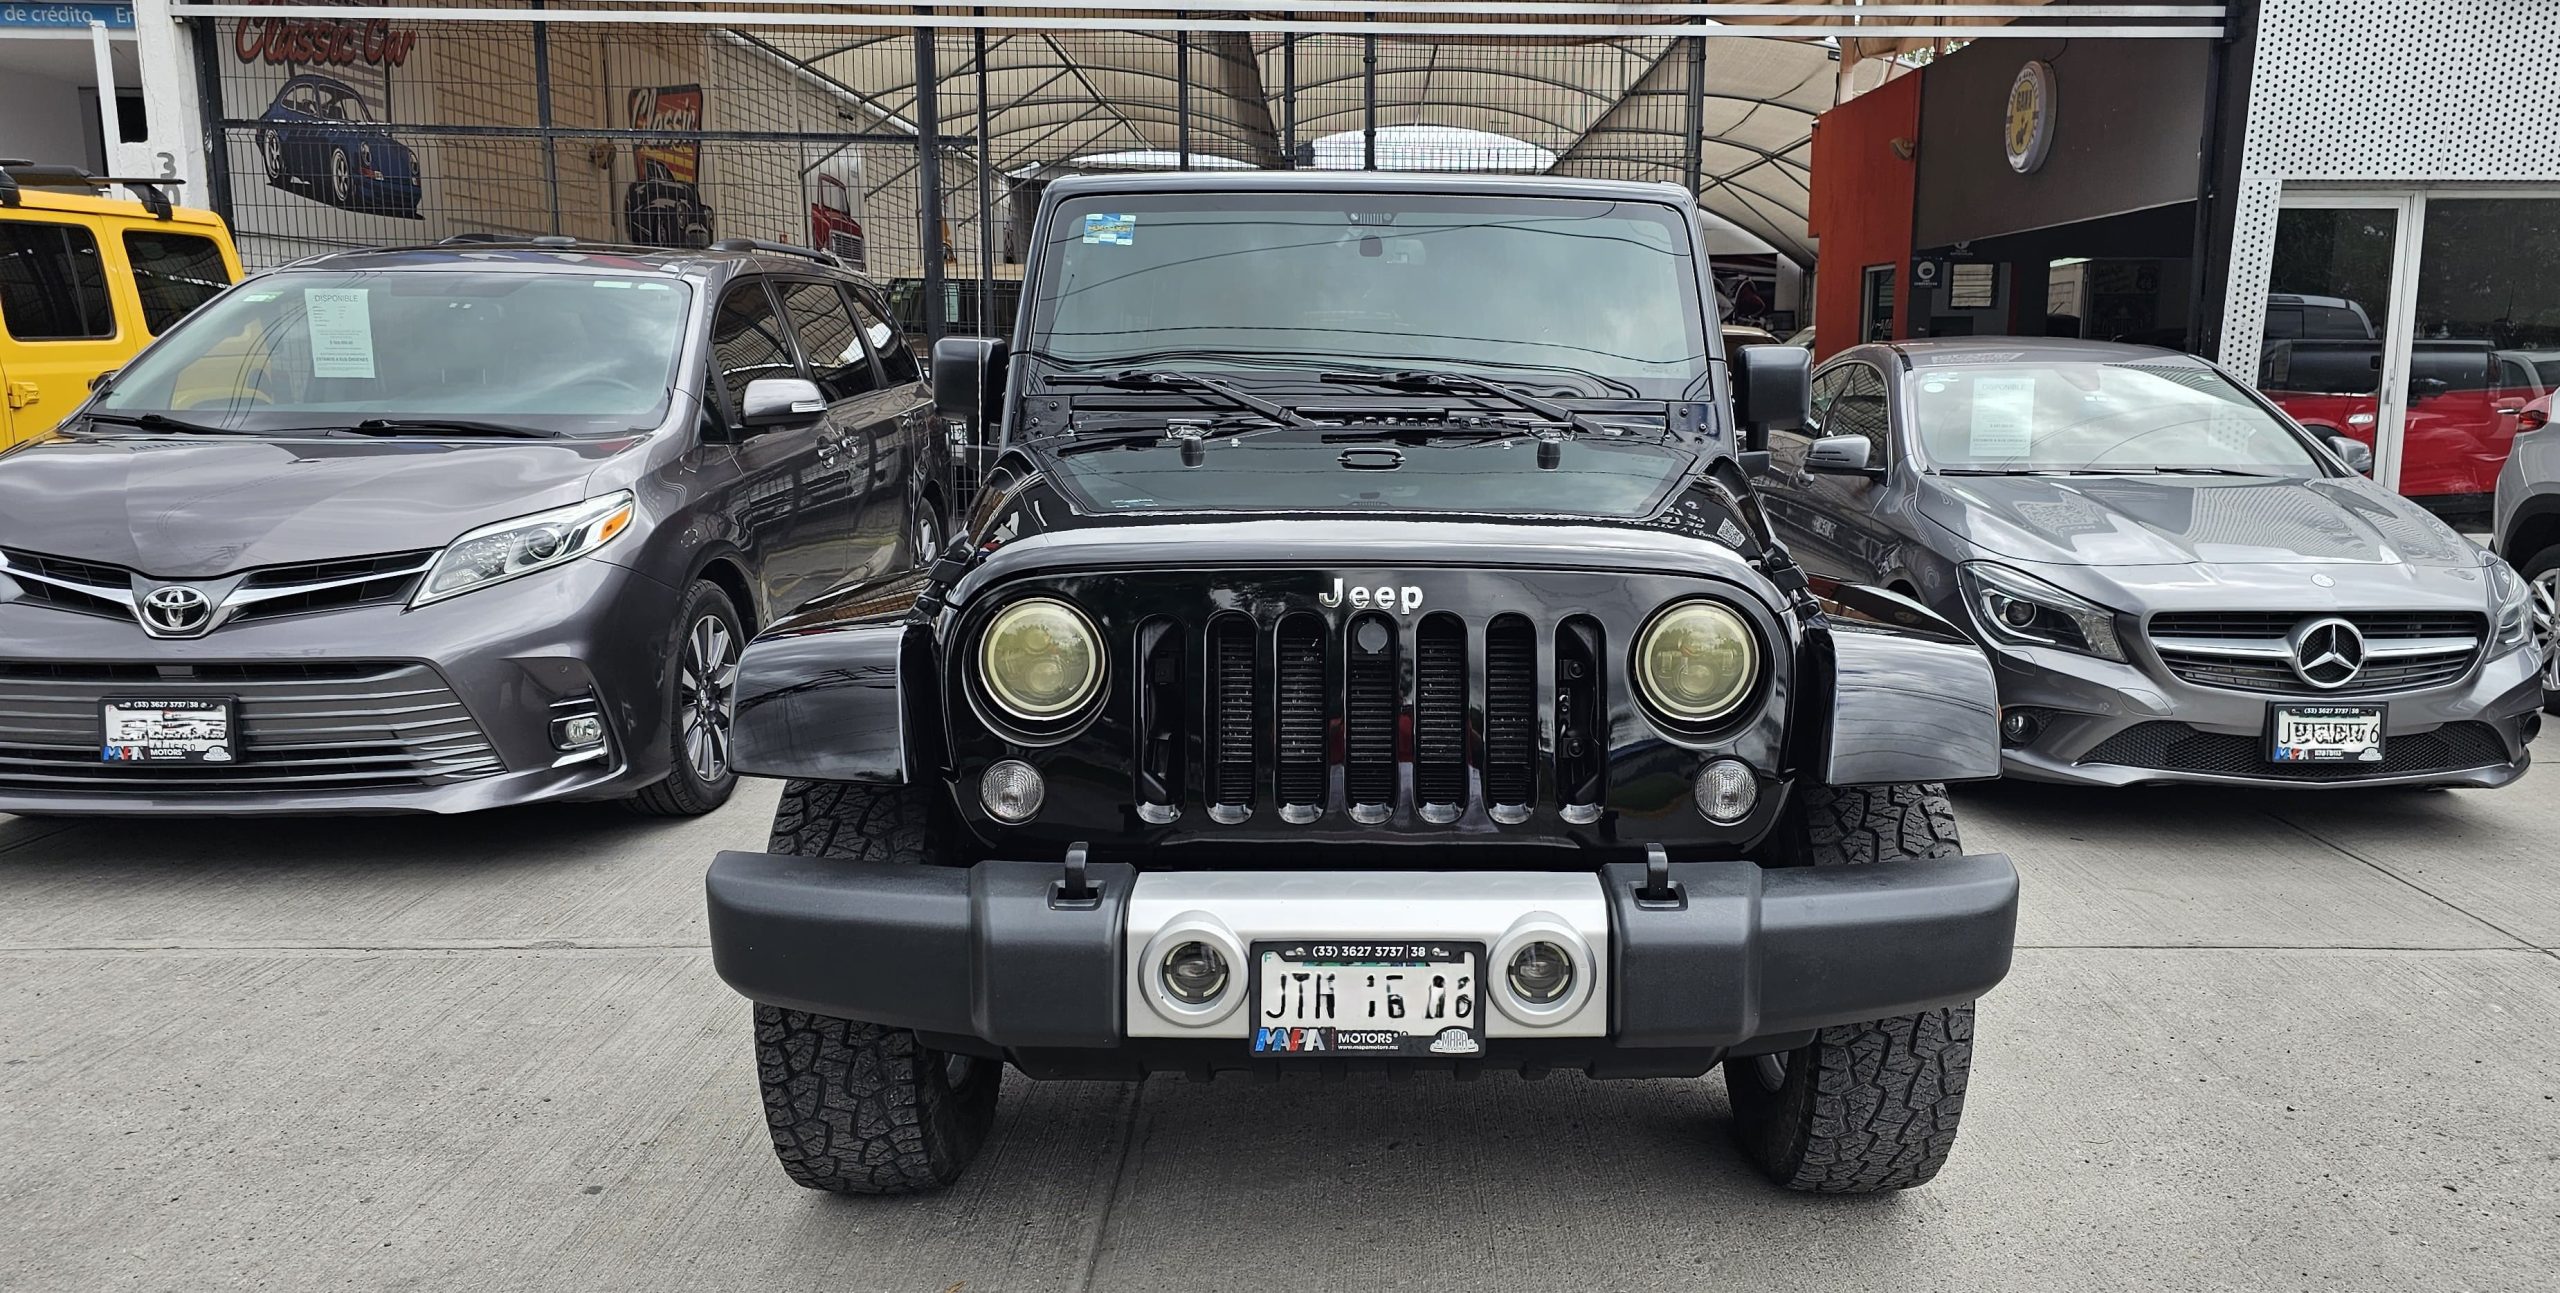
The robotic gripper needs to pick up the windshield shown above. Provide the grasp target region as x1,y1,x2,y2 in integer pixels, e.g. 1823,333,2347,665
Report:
97,269,694,435
1910,358,2327,476
1029,193,1710,397
1043,436,1695,518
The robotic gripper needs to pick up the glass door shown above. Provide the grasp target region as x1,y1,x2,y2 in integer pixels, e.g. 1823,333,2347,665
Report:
2403,196,2560,522
2258,193,2415,490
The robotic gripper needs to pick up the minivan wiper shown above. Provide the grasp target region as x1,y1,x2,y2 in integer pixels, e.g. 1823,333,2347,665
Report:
1043,368,1318,427
332,418,559,439
1316,369,1610,437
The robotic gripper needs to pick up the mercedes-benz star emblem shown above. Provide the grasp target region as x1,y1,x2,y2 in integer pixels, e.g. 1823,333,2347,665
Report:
138,585,215,636
2289,616,2365,689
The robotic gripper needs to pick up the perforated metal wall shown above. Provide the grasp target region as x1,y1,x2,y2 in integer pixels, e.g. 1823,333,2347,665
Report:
2218,0,2560,373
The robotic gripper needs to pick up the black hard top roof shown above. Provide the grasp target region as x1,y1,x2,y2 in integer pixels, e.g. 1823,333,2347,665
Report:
1043,170,1694,206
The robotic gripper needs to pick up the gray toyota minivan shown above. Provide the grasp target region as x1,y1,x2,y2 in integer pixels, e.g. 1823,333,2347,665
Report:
0,237,948,815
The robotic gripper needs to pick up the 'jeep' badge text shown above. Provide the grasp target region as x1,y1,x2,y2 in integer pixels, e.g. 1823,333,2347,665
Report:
1319,578,1424,614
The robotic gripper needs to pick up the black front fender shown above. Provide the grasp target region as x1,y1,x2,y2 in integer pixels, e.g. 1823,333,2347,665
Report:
1798,581,2000,786
729,571,941,783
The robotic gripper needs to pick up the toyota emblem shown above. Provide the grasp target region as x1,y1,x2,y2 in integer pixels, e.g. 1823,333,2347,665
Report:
2288,616,2366,689
138,584,216,636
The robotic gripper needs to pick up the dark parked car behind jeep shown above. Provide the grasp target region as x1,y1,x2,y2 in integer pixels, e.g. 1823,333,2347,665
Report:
0,238,947,815
705,173,2022,1195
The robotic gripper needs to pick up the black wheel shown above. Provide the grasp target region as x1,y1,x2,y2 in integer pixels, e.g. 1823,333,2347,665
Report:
911,496,946,567
623,581,742,817
753,780,1000,1194
2519,546,2560,715
1724,782,1977,1193
325,146,352,206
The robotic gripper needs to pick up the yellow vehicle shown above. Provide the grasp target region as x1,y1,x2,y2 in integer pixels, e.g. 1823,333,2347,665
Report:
0,162,244,449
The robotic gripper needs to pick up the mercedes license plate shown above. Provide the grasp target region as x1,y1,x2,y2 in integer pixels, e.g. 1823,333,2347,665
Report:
2268,704,2384,764
1249,940,1484,1058
101,698,236,764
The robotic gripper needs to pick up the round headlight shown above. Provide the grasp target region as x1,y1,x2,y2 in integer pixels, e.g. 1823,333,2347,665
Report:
1636,601,1759,723
979,598,1102,721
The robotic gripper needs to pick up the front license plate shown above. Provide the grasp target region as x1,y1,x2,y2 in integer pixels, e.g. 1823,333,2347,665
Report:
2268,704,2385,764
100,697,236,764
1249,940,1485,1058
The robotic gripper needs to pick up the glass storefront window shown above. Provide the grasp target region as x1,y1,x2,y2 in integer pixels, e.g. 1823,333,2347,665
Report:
2407,198,2560,514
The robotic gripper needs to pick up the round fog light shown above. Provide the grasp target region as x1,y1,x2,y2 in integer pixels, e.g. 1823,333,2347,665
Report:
1506,941,1575,1005
980,759,1045,823
1695,759,1757,823
2001,709,2042,747
1159,940,1230,1004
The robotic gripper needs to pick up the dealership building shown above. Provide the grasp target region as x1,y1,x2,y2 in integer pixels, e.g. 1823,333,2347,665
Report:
1811,0,2560,521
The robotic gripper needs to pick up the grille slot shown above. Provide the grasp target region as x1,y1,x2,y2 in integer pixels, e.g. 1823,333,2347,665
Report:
1274,616,1327,809
1414,616,1467,808
0,547,131,620
231,550,436,624
1134,619,1183,811
0,660,506,795
1483,615,1537,809
2079,720,2509,780
1206,617,1256,812
1343,614,1399,810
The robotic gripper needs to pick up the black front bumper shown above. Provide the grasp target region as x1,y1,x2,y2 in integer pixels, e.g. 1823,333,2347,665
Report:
706,851,2019,1077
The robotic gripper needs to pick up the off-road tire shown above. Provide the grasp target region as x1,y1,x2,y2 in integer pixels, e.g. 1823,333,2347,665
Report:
624,582,742,818
1724,782,1977,1193
752,781,1000,1194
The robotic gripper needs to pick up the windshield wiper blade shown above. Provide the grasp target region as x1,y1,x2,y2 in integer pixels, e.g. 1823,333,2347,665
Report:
2134,466,2287,477
1044,368,1318,427
81,411,240,434
1316,369,1610,436
332,418,559,439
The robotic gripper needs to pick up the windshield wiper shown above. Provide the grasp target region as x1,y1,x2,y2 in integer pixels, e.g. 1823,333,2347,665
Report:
1316,369,1610,437
81,411,241,434
2133,466,2288,477
1043,368,1318,427
330,418,560,439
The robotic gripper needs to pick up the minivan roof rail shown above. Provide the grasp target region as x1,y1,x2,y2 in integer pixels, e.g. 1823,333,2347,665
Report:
708,237,843,267
437,232,582,246
0,161,181,219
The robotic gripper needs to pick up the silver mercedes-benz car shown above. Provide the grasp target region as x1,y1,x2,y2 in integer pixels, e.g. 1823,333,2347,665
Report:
1755,338,2541,789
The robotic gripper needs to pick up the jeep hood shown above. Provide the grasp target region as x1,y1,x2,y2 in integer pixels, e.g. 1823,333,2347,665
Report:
1919,473,2477,569
0,432,630,577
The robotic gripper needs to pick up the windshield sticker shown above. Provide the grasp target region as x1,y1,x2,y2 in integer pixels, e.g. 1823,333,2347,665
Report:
303,288,377,379
1918,350,2027,367
241,291,279,302
593,279,635,289
1967,375,2038,458
1082,213,1137,246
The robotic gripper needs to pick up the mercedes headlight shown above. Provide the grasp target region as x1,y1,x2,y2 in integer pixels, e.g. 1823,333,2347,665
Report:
2487,554,2532,652
1958,562,2127,661
980,597,1102,721
412,492,635,607
1635,600,1760,723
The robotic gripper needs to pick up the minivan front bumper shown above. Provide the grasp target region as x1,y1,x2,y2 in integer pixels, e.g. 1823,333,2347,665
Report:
704,849,2021,1078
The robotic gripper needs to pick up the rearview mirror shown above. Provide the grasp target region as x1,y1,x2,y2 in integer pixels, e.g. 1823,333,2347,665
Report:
1805,434,1877,476
932,336,1006,434
1732,344,1810,450
2326,433,2375,475
739,376,826,429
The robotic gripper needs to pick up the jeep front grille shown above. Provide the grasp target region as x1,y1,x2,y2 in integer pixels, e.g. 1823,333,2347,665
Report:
1161,610,1579,825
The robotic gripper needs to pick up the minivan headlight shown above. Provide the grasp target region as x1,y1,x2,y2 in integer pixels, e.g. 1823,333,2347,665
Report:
412,491,635,607
1635,600,1759,722
1958,562,2128,662
980,598,1102,721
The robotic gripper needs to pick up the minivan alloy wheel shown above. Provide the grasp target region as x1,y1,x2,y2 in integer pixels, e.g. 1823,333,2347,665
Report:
680,614,738,782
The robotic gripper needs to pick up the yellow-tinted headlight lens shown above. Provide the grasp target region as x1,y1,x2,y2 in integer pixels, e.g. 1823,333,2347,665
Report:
980,598,1102,720
1636,601,1758,722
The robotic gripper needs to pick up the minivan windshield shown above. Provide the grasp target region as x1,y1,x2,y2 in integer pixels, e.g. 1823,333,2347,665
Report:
1909,358,2328,476
1029,193,1711,398
96,269,694,435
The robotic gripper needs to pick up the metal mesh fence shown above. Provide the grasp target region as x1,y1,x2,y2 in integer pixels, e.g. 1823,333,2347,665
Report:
198,15,1824,335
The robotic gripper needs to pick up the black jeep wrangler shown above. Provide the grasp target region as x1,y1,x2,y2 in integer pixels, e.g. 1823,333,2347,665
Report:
705,172,2018,1195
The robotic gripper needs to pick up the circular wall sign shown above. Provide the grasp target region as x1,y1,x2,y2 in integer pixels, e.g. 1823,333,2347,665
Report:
2004,60,2058,174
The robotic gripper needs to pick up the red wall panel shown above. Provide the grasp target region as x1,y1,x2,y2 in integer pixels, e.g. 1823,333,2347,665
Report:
1808,71,1921,361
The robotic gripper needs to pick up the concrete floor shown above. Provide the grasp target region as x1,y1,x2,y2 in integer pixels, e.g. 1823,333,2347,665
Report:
2,775,2556,1293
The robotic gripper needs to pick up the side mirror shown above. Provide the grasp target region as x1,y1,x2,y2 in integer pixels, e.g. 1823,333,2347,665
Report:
738,376,826,429
2411,375,2451,399
932,336,1006,431
87,368,118,392
2326,433,2375,475
1805,433,1877,476
1732,344,1810,450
